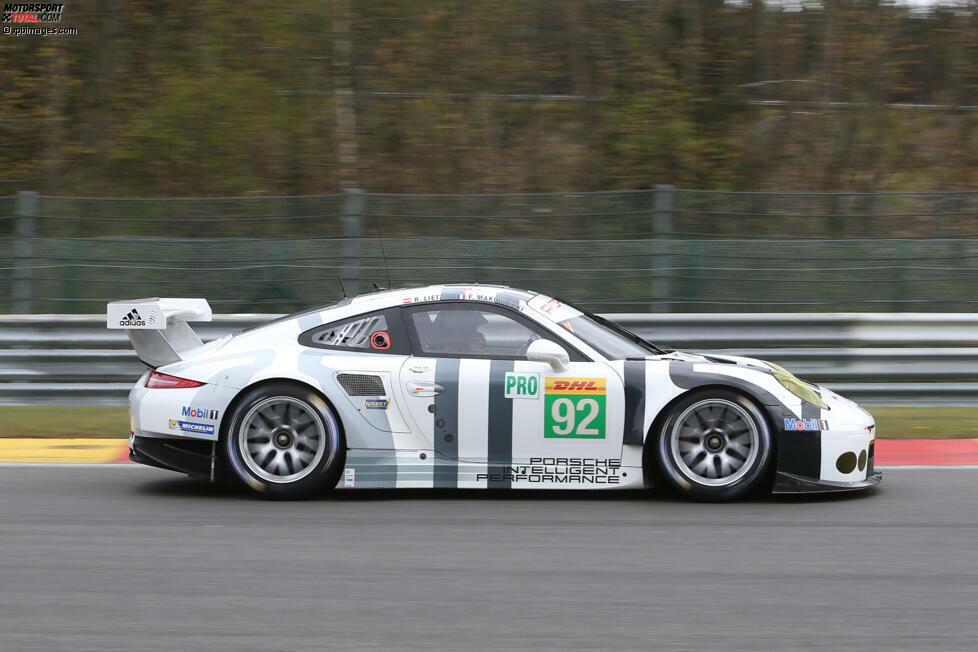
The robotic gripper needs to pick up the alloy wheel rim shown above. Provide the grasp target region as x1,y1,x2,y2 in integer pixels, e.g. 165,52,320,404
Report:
670,398,760,487
238,396,329,483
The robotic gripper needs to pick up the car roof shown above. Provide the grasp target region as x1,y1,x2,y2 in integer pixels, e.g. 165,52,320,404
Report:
349,284,537,311
240,284,542,336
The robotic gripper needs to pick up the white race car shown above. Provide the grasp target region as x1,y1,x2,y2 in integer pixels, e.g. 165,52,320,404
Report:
109,285,880,500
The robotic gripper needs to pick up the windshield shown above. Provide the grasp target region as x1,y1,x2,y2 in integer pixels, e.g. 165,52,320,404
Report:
553,302,664,360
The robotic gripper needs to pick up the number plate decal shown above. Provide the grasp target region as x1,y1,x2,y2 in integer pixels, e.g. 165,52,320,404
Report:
544,377,606,439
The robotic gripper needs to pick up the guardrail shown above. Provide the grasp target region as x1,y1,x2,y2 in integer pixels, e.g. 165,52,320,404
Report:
2,313,976,406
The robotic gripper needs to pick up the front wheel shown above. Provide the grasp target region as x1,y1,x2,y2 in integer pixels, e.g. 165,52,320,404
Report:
653,389,773,501
224,382,345,499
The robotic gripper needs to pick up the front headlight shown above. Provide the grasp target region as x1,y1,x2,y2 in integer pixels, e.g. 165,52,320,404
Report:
765,361,828,409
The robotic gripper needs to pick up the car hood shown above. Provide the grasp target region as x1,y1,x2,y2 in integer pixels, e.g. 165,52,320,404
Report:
651,350,774,371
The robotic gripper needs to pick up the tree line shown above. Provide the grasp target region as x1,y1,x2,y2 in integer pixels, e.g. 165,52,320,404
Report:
1,0,976,197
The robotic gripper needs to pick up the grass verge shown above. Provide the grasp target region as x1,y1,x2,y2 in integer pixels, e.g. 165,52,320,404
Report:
869,406,978,439
1,405,976,439
1,406,129,438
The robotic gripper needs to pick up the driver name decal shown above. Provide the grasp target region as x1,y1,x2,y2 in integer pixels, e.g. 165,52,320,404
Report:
544,377,606,439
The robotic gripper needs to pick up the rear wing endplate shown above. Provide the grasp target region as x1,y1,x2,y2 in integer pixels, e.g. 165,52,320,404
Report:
107,298,212,368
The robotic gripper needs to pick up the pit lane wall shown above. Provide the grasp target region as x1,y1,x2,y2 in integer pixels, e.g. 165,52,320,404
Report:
3,312,978,406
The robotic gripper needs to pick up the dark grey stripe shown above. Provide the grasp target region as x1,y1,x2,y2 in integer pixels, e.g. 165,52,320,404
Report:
801,401,821,424
667,360,781,405
623,361,646,445
487,359,515,489
434,357,460,488
777,402,822,480
797,401,824,475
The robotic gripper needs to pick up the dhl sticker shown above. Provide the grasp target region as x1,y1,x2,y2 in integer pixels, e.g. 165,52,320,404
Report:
545,377,606,395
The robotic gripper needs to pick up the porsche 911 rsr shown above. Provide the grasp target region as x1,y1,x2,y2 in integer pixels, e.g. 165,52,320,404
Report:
108,285,880,500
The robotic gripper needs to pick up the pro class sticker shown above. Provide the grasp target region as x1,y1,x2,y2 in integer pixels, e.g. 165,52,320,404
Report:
544,377,606,439
504,371,540,399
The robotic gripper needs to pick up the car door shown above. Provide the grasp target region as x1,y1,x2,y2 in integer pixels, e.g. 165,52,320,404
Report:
397,301,625,488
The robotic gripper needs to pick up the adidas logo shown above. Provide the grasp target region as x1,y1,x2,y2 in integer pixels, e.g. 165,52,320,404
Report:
119,308,146,327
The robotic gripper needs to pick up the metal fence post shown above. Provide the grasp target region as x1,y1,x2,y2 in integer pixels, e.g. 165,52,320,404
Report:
13,191,38,314
342,188,364,296
476,239,492,284
891,239,909,312
652,185,674,313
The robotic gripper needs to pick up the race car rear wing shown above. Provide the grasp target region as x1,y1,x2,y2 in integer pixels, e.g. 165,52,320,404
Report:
107,298,212,368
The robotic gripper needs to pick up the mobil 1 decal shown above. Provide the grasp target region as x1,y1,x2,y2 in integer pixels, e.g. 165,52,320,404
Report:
544,377,606,439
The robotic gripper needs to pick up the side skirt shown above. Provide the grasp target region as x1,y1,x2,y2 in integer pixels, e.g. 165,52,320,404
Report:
339,449,644,489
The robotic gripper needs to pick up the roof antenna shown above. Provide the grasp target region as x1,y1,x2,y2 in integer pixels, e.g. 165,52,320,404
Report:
337,275,348,298
372,281,385,291
374,214,394,290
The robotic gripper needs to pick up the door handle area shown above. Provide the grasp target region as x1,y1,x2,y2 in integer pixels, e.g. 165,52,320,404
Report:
406,381,444,397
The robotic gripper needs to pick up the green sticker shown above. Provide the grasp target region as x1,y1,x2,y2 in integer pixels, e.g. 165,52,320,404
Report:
543,377,606,439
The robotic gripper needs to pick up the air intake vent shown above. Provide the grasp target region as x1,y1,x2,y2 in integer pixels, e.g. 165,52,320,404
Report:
336,373,385,396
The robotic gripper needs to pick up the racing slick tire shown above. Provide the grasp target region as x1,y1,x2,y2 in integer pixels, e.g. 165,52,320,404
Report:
653,388,773,501
223,382,345,500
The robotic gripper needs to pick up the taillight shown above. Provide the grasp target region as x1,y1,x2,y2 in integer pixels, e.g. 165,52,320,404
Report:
146,370,204,389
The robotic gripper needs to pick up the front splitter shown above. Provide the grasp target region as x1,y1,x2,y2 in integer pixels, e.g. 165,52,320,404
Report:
773,470,882,494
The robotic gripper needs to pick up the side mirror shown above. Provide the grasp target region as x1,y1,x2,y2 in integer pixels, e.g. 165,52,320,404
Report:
527,339,570,372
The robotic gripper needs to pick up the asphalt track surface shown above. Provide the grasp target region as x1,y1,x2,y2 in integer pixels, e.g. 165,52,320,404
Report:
1,468,977,651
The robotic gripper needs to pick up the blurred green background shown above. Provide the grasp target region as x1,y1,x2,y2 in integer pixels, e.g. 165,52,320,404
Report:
2,1,976,197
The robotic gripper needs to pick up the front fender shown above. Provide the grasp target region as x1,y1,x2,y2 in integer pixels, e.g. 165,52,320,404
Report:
631,358,834,485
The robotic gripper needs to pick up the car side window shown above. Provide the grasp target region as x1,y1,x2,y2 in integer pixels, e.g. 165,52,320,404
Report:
299,309,409,354
314,314,388,348
406,304,546,358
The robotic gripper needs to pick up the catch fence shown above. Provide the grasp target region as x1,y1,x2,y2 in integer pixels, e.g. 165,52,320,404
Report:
2,188,978,314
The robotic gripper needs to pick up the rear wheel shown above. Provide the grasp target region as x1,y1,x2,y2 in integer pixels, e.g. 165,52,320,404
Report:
224,382,344,499
654,389,773,501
